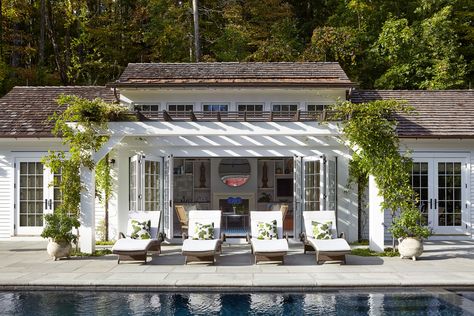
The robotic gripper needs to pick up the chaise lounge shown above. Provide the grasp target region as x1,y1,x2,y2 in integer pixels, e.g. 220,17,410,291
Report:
301,210,351,264
112,211,162,264
248,211,288,264
182,210,224,264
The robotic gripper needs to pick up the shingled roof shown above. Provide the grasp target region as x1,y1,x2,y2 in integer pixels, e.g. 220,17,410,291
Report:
112,62,354,87
0,86,115,138
351,90,474,138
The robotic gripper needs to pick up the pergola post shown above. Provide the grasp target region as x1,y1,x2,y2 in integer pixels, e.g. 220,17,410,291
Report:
369,175,385,252
79,166,96,254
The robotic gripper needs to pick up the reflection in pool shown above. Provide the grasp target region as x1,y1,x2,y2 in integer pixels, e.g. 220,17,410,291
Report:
1,290,473,315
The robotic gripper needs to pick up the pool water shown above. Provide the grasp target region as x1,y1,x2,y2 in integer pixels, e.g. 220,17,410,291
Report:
0,290,473,316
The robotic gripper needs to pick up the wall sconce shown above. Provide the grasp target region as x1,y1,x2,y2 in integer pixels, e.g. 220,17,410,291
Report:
109,159,116,166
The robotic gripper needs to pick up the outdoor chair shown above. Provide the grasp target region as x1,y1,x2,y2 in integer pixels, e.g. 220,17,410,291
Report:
112,211,162,264
181,210,225,264
247,211,288,264
280,204,289,223
300,211,351,264
175,205,189,234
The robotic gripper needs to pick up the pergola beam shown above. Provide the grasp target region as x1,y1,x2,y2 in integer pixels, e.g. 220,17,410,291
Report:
106,121,341,137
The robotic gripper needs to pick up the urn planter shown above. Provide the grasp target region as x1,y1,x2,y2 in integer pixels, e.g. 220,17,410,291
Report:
398,237,423,261
46,240,72,261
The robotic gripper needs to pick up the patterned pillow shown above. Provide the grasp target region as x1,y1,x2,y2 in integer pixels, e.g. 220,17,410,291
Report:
129,219,151,240
256,220,278,240
312,221,332,240
192,222,215,240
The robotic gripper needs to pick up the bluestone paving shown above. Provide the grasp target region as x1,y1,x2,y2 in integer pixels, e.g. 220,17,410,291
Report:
0,239,473,290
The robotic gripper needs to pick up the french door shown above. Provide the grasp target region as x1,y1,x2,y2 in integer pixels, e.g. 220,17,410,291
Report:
129,155,163,212
129,154,166,235
411,157,468,235
294,155,337,234
15,159,60,235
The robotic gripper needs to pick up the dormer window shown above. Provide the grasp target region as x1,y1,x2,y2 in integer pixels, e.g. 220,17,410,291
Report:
203,104,228,112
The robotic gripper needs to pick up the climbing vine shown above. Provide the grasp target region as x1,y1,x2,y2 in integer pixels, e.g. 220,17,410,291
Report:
42,95,132,241
333,100,430,240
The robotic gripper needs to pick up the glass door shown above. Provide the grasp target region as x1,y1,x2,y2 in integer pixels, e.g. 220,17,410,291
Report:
16,159,57,235
433,160,466,234
411,157,468,235
302,156,325,212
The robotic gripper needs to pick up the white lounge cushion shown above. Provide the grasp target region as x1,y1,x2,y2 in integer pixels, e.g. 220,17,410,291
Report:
112,238,153,252
251,238,288,253
307,238,351,252
182,239,219,253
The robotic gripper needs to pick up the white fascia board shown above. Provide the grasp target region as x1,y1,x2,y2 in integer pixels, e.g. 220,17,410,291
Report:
107,121,341,137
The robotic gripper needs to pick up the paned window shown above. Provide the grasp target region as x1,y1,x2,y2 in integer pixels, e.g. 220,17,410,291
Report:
307,104,328,112
203,104,228,112
272,104,297,112
168,104,193,112
238,104,263,112
136,104,160,112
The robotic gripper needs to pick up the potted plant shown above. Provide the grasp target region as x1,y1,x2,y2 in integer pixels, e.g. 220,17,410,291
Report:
389,208,431,261
41,212,80,261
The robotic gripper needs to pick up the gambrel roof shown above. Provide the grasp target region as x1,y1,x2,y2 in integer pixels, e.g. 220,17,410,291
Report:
351,90,474,138
112,62,354,87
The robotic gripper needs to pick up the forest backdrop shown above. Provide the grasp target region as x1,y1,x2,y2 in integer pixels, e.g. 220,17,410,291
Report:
0,0,472,95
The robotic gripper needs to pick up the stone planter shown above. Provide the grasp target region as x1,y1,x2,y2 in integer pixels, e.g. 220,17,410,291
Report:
398,237,423,261
46,240,72,261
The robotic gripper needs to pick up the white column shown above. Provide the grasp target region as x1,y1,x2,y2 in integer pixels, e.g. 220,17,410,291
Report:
369,175,385,252
116,150,130,237
79,167,96,254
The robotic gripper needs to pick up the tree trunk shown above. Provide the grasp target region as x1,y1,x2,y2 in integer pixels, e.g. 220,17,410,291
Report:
0,0,3,59
39,0,45,66
45,0,68,84
192,0,200,62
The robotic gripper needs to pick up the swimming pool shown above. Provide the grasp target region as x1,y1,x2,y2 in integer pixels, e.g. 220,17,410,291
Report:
1,289,473,315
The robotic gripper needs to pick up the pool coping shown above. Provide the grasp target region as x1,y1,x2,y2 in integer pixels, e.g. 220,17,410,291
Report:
2,285,474,293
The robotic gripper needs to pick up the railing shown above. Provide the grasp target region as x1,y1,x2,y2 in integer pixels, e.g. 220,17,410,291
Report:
136,110,340,122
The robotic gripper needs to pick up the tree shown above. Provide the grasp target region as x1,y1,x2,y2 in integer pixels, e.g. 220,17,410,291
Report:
373,6,467,89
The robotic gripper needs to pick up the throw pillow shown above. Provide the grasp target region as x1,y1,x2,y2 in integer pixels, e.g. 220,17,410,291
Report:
312,221,332,240
256,220,278,240
192,222,215,240
129,219,152,240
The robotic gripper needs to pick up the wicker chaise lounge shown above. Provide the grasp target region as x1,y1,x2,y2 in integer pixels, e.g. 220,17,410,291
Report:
112,211,162,264
248,211,288,264
300,211,351,264
181,210,224,264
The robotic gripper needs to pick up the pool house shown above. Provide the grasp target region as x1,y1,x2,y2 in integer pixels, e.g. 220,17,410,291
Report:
0,62,472,253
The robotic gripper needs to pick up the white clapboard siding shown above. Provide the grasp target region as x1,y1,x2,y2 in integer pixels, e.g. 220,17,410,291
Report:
384,209,393,241
0,152,13,238
94,194,105,240
471,153,474,239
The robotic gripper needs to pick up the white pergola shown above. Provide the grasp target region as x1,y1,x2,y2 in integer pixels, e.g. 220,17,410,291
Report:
78,121,385,253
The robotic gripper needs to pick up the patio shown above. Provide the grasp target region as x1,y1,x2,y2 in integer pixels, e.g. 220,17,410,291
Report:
0,239,473,290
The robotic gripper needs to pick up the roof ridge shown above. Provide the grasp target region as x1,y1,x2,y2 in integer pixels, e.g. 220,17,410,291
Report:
13,85,108,89
127,61,341,65
355,89,474,92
